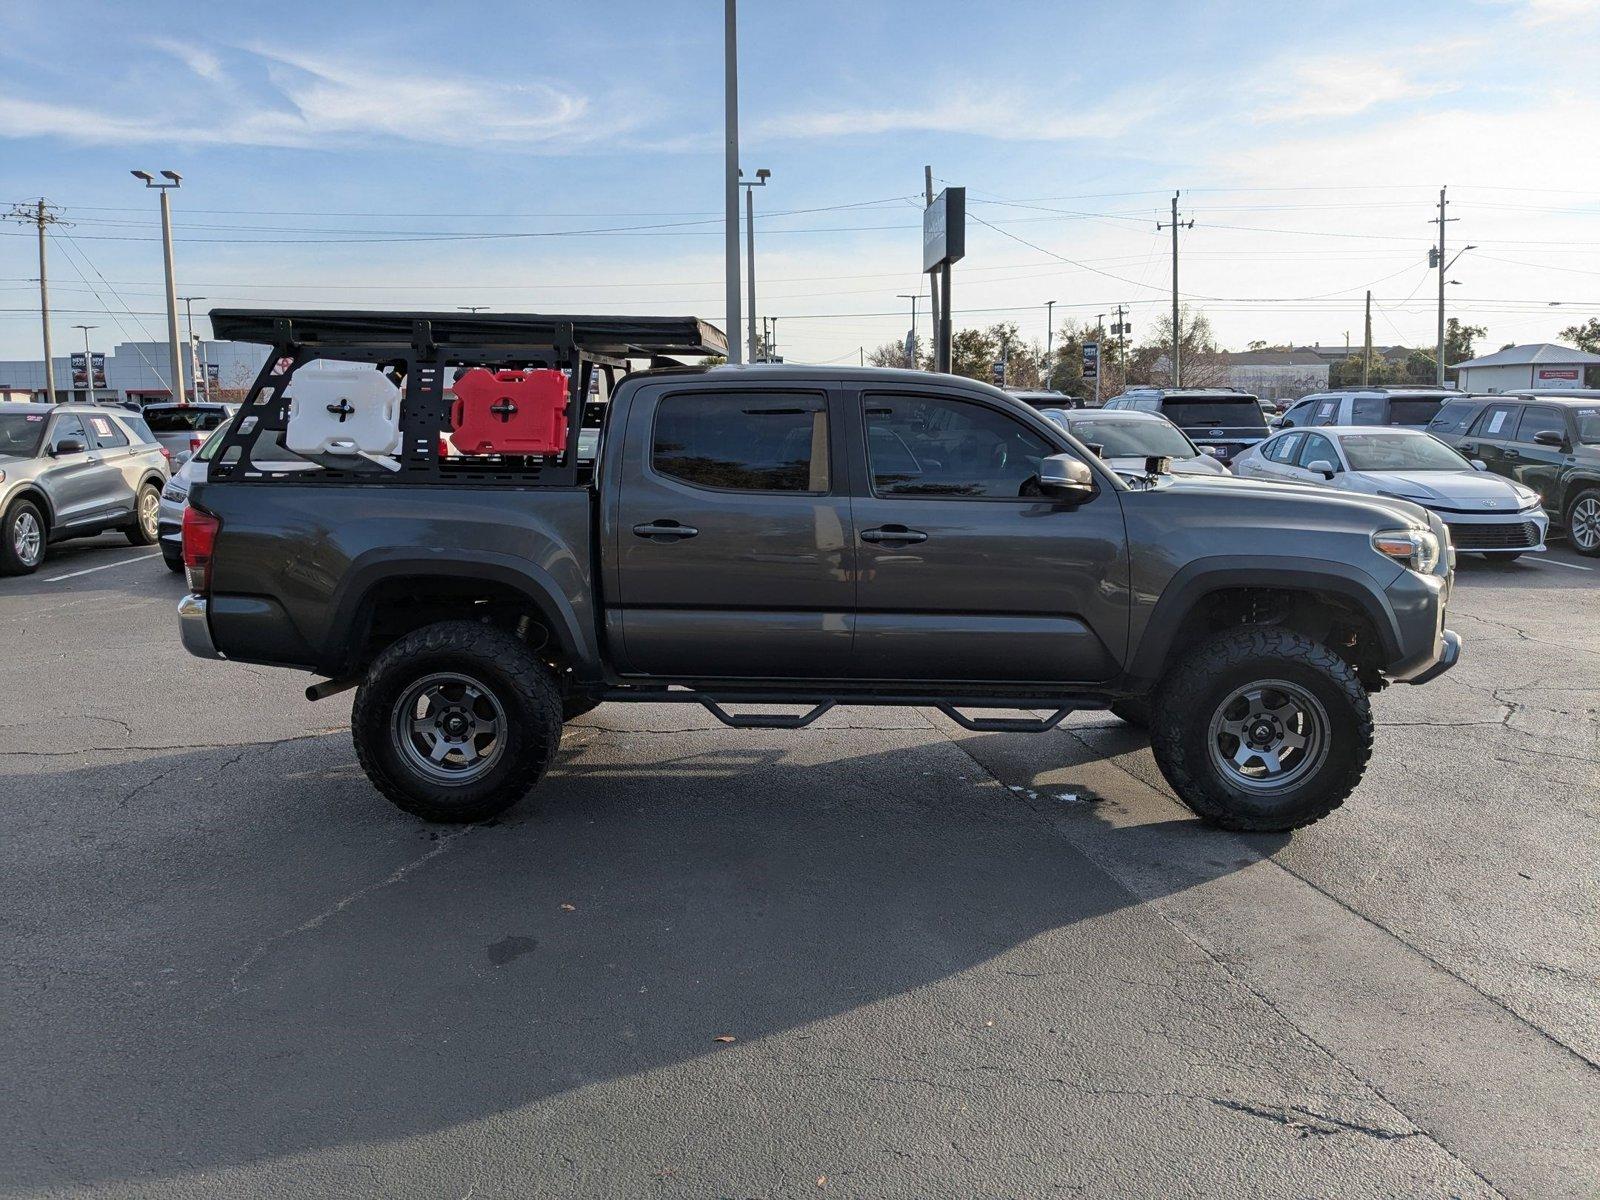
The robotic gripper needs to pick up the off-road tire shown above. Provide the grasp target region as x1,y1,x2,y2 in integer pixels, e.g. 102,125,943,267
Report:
1566,488,1600,557
124,482,161,545
1109,698,1150,727
1,498,46,576
562,695,601,722
352,620,562,823
1149,627,1373,832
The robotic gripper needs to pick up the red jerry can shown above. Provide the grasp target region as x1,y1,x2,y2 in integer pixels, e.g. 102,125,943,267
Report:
449,368,570,455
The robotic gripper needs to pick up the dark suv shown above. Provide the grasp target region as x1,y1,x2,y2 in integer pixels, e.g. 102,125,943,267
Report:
1101,388,1269,467
1429,393,1600,555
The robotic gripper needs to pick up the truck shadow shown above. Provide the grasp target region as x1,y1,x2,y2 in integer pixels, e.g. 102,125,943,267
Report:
5,723,1259,1191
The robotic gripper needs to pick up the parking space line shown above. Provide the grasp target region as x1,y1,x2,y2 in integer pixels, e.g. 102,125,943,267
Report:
1532,557,1594,572
45,553,162,582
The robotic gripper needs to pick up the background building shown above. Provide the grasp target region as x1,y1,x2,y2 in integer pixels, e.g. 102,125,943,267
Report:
1450,343,1600,392
0,339,267,404
1217,349,1330,401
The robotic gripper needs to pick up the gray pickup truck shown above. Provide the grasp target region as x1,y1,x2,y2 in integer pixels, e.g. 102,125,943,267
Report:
179,310,1460,833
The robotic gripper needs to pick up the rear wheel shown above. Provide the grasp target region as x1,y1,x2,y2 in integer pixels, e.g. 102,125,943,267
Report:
1150,627,1372,832
124,483,161,546
1567,489,1600,557
351,620,562,823
1,499,46,576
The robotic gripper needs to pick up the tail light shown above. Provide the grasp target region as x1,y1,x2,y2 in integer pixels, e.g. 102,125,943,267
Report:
182,505,220,593
158,447,173,466
189,434,206,454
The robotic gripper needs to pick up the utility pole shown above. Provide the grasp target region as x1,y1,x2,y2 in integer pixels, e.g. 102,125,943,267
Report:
1044,299,1057,384
179,296,207,401
1430,186,1456,387
858,346,864,367
723,0,742,364
897,293,920,367
72,324,97,401
925,165,938,369
1363,291,1373,386
6,200,65,401
1157,192,1194,387
132,170,187,401
740,168,770,361
1094,312,1106,406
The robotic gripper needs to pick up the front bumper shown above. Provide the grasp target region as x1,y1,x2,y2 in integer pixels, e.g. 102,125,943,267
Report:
1407,629,1461,685
178,593,223,660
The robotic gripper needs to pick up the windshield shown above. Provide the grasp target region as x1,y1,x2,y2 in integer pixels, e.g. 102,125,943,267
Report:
1071,418,1195,459
1160,399,1269,431
144,407,228,433
1340,432,1469,472
0,411,47,457
1575,407,1600,444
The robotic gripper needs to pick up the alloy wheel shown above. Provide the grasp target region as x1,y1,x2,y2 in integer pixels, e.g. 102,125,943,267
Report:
1571,496,1600,553
12,511,42,566
390,672,507,785
1206,678,1330,793
139,489,160,539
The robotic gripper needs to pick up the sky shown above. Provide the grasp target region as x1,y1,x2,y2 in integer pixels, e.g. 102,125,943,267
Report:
2,0,1599,366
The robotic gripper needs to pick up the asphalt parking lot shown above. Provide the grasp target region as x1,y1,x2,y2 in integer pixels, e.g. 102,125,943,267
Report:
2,536,1596,1199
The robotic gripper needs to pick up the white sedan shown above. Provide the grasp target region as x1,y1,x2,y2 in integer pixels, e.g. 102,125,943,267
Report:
1233,425,1548,559
1039,408,1229,478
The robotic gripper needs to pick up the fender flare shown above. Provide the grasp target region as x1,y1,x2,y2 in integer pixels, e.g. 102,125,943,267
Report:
320,550,596,677
1126,556,1402,686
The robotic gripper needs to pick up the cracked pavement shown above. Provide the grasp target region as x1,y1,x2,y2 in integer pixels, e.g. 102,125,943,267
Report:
1,535,1595,1198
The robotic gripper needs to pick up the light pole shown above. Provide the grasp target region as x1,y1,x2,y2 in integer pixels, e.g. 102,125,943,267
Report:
723,0,742,364
1043,299,1057,386
1437,243,1476,385
132,170,187,401
740,168,770,361
178,296,206,401
72,324,97,402
897,292,921,367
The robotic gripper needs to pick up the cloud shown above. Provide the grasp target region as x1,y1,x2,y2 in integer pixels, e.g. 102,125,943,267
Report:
755,88,1162,143
1252,56,1459,122
1492,0,1600,24
0,41,619,150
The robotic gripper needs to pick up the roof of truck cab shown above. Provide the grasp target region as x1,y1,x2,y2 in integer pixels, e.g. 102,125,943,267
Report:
207,309,727,357
630,361,1024,395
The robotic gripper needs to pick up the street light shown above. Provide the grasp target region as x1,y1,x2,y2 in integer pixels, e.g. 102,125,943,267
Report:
72,324,97,402
178,296,207,401
897,293,921,367
739,167,770,361
131,169,187,402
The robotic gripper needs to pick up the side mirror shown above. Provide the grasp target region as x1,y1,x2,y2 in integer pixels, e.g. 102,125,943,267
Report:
53,437,86,455
1533,429,1567,448
1038,453,1096,500
1305,459,1336,480
1471,459,1487,471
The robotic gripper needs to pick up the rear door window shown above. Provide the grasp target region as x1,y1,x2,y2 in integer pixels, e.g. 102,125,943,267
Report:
1265,432,1305,463
1311,399,1341,425
85,413,128,449
1388,397,1444,426
1469,404,1519,439
1351,396,1385,423
652,392,830,493
1428,399,1479,435
143,407,228,433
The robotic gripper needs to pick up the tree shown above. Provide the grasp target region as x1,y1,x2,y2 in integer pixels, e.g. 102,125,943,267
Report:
1130,306,1227,387
1329,353,1399,389
866,335,928,369
1559,318,1600,384
1444,318,1485,367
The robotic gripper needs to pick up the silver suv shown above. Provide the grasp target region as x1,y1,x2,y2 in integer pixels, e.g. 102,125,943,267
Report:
0,403,170,575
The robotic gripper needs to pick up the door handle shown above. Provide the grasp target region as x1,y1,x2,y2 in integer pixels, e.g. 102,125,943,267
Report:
1504,449,1520,460
632,520,699,541
860,525,928,545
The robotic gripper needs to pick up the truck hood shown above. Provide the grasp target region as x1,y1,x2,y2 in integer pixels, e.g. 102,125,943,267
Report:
1154,472,1433,529
1349,469,1533,512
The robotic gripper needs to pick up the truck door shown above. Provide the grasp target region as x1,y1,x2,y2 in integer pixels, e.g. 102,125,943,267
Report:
1506,404,1568,502
847,389,1129,683
612,384,856,679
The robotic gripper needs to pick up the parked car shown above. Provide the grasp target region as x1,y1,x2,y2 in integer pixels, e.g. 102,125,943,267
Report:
1038,408,1228,478
1429,392,1600,556
1100,388,1269,467
1275,387,1459,432
1007,389,1086,411
139,402,237,465
181,309,1462,834
1233,426,1548,559
158,421,317,572
0,403,169,575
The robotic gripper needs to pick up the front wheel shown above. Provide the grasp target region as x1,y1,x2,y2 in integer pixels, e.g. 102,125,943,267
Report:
1567,489,1600,557
1149,628,1372,832
1,498,46,576
351,620,563,823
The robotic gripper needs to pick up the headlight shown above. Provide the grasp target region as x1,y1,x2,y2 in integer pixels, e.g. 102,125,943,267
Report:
1372,527,1441,574
162,482,188,502
1514,486,1542,507
0,469,6,483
